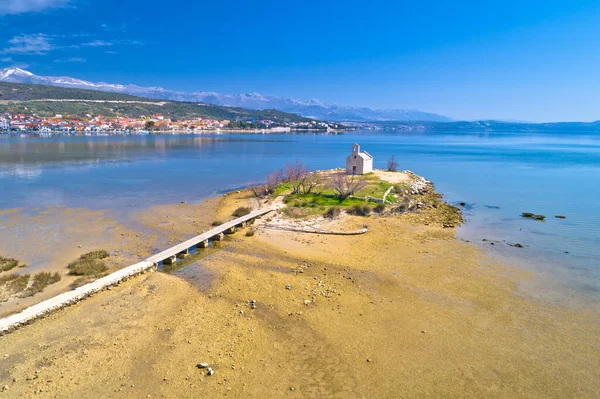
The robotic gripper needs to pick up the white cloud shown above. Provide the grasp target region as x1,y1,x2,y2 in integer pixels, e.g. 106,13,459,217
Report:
0,0,69,16
0,34,54,54
54,57,85,63
0,56,13,62
82,40,113,47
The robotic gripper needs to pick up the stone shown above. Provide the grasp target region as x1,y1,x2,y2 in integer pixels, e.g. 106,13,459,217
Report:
286,284,292,290
207,368,214,376
555,215,566,219
533,215,546,220
196,363,209,369
521,212,535,218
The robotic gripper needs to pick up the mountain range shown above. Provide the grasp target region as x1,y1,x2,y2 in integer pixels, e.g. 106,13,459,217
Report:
0,68,451,122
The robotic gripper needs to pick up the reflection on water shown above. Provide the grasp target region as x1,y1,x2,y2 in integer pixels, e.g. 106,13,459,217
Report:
1,131,599,305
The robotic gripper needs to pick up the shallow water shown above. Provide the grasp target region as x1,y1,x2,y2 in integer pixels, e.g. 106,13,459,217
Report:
1,131,599,305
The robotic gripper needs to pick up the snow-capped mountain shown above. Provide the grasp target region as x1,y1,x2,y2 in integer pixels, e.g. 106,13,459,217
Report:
0,67,451,122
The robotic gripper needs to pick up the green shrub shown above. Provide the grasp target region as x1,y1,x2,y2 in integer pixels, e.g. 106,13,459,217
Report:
323,206,341,219
68,251,109,276
245,229,256,237
349,205,372,217
373,203,386,213
232,207,252,218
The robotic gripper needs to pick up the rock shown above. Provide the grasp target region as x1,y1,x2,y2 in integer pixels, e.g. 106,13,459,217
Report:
290,387,295,391
521,212,535,218
196,363,209,369
533,215,546,220
459,202,466,207
555,215,566,219
286,284,292,290
511,243,524,248
207,368,214,376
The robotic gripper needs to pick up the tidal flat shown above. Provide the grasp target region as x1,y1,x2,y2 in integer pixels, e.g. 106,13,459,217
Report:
0,190,598,398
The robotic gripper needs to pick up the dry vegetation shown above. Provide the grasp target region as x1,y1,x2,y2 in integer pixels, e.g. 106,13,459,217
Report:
0,270,62,301
21,272,62,298
67,250,110,277
0,255,25,272
0,274,30,302
232,207,252,218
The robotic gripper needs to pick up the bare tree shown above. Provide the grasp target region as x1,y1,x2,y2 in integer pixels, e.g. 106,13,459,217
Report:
266,170,283,193
300,172,325,195
285,161,310,194
250,182,267,198
387,155,398,172
330,172,367,200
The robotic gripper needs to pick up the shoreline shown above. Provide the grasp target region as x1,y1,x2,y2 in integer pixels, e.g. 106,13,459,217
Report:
0,186,598,397
0,128,347,137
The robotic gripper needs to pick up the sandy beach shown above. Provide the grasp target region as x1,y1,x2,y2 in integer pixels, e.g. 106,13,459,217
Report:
0,187,598,398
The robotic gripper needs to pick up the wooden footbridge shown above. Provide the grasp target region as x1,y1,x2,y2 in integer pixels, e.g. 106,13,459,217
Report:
0,206,274,334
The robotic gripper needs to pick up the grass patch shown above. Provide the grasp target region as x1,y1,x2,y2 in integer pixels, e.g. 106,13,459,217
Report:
0,255,25,272
354,180,393,198
272,182,292,196
21,272,61,297
0,274,30,302
232,207,252,218
212,220,224,226
245,229,256,237
67,250,109,276
284,193,365,208
283,193,368,219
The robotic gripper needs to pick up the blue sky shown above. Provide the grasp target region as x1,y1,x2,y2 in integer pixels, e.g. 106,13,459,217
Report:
0,0,599,122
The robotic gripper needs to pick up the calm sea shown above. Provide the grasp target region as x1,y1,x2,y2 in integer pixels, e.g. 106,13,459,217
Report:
1,131,599,306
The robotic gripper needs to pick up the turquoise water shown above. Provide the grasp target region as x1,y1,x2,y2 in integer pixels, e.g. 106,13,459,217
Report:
1,131,599,305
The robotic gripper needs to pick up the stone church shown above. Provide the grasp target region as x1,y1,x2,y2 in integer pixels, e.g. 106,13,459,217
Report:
346,143,373,175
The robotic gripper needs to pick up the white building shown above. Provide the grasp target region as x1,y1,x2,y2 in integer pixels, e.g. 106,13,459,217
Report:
346,143,373,175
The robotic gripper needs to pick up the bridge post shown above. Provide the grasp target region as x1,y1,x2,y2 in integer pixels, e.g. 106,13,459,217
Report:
211,232,224,241
163,255,177,265
177,249,189,259
197,240,209,248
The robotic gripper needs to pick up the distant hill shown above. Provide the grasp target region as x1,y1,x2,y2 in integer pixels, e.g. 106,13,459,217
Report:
0,82,313,123
0,68,451,122
370,120,600,133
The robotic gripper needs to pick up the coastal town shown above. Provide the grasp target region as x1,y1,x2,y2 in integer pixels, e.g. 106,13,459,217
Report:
0,112,344,134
